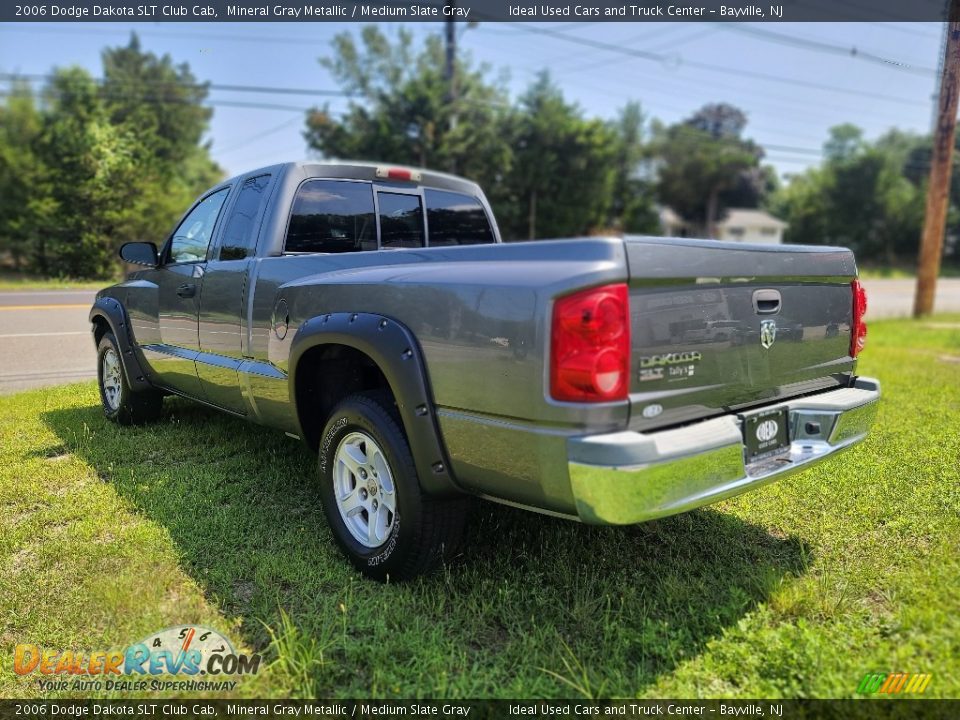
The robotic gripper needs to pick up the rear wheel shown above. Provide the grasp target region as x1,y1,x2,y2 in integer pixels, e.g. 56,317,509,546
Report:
97,332,163,425
317,392,469,581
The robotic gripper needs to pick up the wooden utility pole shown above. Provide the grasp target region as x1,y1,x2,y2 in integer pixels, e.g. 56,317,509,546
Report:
915,2,960,317
444,2,458,173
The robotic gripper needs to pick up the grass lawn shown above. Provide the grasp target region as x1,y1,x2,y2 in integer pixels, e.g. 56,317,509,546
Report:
0,271,112,292
1,316,958,700
857,265,960,279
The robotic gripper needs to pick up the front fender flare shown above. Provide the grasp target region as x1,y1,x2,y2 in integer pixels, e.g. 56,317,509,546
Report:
289,312,460,497
89,297,153,392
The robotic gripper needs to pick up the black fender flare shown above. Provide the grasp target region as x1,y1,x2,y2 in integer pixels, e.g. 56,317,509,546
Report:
289,312,460,497
88,298,153,392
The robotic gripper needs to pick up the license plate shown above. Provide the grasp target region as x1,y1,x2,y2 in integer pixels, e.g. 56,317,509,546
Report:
743,406,790,464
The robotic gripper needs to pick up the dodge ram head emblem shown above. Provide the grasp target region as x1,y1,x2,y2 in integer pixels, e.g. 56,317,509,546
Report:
756,419,779,442
760,319,777,349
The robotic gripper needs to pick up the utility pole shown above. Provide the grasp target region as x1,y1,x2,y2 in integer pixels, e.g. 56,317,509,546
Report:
915,1,960,317
445,1,457,173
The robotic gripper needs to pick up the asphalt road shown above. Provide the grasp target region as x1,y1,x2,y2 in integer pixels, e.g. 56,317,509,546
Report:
1,279,959,395
0,290,98,394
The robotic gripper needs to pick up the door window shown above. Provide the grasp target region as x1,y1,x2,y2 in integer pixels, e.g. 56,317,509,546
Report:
169,188,230,264
219,175,272,260
285,180,377,253
378,192,425,249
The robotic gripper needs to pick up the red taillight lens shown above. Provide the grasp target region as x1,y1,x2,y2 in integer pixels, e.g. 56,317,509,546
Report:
550,283,630,402
851,279,868,358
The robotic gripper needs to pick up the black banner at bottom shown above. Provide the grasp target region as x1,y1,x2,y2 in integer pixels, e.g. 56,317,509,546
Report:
1,700,959,720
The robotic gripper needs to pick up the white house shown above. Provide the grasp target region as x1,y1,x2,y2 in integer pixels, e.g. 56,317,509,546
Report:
714,209,788,245
659,207,788,244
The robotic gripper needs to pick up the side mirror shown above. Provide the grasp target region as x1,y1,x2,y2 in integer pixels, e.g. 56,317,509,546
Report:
119,242,159,267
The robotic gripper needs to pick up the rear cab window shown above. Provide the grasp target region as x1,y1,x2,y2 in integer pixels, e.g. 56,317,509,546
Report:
284,177,495,254
378,192,425,249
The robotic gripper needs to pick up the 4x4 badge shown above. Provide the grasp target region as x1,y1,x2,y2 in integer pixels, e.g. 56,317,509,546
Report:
760,319,777,349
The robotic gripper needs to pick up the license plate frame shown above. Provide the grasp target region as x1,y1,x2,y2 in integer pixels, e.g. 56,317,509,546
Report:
742,406,790,464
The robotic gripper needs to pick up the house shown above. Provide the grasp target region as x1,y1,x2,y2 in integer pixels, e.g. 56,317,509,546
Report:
714,209,788,245
659,207,788,244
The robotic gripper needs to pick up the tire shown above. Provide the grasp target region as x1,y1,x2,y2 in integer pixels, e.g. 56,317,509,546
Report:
97,332,163,425
317,392,469,581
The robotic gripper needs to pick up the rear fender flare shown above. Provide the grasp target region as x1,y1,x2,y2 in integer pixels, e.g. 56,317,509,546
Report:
289,312,460,497
89,298,153,392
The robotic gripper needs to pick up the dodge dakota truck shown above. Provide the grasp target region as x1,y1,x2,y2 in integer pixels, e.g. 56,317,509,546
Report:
90,161,879,580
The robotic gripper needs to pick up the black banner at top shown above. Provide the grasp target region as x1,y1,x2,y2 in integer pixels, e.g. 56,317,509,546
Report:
0,0,953,23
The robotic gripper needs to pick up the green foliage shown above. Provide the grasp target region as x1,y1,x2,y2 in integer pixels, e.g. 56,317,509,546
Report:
0,34,221,279
305,26,511,191
306,31,648,241
773,124,927,263
652,103,766,234
496,72,618,240
607,102,660,235
0,80,43,271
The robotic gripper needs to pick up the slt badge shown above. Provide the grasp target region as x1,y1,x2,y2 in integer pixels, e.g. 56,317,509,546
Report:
760,319,777,349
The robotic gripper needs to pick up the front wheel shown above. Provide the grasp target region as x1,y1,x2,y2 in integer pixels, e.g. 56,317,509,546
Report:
97,332,163,425
317,392,469,581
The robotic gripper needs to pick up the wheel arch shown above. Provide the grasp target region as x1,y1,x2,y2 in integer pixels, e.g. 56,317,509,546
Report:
89,297,153,392
289,312,461,497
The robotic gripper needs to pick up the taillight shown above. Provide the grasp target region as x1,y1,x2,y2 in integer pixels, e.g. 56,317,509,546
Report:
851,279,867,358
550,283,630,402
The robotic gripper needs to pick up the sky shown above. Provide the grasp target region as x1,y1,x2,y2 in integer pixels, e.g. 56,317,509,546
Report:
0,20,945,181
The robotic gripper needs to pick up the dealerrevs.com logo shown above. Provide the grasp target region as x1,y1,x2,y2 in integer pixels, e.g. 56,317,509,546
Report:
14,626,261,693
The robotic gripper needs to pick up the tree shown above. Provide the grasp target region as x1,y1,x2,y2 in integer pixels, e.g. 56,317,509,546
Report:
685,102,748,140
99,34,221,248
606,102,659,234
28,68,144,277
305,26,511,190
497,73,617,240
0,80,44,270
0,35,222,278
772,124,925,264
653,104,765,235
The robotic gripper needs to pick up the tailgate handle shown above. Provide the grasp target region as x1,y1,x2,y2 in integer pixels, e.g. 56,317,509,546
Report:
753,289,781,315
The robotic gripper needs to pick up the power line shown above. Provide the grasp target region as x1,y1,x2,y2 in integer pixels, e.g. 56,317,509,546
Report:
0,72,349,99
489,20,931,108
0,88,313,114
717,24,937,77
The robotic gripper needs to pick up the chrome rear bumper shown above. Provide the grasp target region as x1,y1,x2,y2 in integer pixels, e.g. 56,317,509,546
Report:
567,376,880,524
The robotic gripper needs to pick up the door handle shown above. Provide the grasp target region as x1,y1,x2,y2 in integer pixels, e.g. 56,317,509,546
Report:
177,283,196,298
752,289,781,315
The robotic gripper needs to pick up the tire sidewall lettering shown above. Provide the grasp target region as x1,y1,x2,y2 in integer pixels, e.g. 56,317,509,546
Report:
319,416,349,474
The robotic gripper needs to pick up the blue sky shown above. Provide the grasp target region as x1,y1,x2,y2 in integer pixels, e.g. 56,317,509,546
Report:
0,21,944,181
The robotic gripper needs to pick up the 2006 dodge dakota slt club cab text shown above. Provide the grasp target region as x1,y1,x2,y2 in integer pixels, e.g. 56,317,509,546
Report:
90,161,880,580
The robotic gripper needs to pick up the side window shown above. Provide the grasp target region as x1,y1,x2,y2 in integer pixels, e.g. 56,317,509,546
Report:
219,174,272,261
285,180,376,253
424,189,494,247
169,188,230,264
378,192,425,249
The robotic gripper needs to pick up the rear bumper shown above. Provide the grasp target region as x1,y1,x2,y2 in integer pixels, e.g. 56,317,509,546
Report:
568,376,880,524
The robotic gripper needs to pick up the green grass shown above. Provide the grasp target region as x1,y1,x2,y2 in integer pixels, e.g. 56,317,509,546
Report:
1,316,958,699
857,264,960,279
0,270,112,291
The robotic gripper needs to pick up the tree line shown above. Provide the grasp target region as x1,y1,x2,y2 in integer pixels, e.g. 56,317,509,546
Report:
0,36,220,278
0,28,955,279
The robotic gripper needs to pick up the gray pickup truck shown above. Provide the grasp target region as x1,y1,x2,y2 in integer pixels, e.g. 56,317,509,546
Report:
90,161,879,580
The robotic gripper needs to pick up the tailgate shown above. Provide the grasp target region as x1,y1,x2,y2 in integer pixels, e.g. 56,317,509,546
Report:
624,236,858,431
